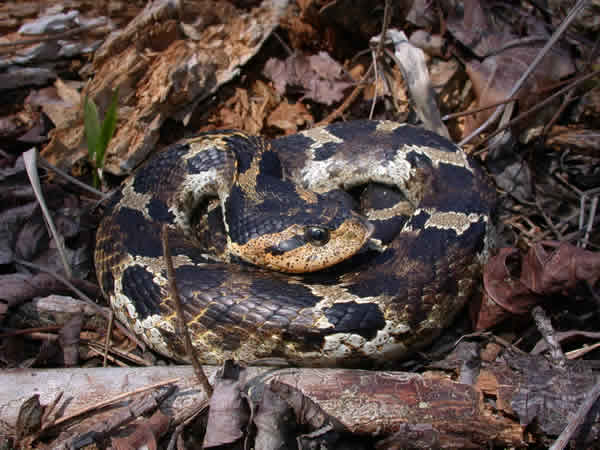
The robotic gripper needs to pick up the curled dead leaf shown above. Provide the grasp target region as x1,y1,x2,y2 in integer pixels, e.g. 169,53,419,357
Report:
523,241,600,294
477,242,600,330
475,248,540,330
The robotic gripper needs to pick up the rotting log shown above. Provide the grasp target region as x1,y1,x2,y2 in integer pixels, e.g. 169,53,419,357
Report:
1,356,598,447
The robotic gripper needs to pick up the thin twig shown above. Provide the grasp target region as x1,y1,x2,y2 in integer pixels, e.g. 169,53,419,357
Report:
161,225,213,396
87,346,128,367
535,199,563,240
473,69,600,154
541,84,577,137
41,391,64,427
367,0,392,119
38,157,107,199
532,306,567,368
168,400,210,450
554,172,583,196
549,377,600,450
483,36,550,58
460,0,590,146
25,332,59,341
442,94,524,121
376,0,392,57
0,326,62,338
449,64,584,123
45,377,180,429
566,342,600,360
85,340,151,366
271,31,293,57
369,49,379,120
581,194,598,249
103,310,114,368
320,0,392,125
14,258,145,351
553,175,600,248
14,260,92,306
317,65,374,126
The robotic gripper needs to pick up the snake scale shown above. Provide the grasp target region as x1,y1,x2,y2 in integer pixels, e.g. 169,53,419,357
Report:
95,120,496,366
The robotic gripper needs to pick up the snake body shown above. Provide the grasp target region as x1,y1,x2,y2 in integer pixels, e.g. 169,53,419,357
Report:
95,120,495,366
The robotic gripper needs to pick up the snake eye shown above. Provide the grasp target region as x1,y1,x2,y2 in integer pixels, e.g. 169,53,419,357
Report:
304,226,330,246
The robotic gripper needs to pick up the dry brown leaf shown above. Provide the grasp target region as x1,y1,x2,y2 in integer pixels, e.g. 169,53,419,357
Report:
447,0,575,134
24,79,81,130
465,45,573,131
263,51,352,105
0,202,37,265
0,115,29,138
406,0,439,28
372,65,409,114
477,242,600,330
523,241,600,294
216,88,251,132
446,0,497,58
475,248,540,330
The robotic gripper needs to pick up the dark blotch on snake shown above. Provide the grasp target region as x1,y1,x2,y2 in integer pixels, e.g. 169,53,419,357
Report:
115,208,163,258
121,265,162,319
322,301,385,339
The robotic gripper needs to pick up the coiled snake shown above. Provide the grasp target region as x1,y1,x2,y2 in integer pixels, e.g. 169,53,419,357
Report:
95,120,495,366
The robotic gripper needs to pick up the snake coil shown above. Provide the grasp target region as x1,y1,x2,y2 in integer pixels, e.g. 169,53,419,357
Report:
95,120,495,366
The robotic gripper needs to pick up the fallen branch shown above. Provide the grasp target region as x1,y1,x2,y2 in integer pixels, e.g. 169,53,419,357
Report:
1,353,598,447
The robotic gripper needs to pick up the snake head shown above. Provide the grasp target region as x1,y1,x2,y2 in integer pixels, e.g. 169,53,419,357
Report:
229,212,374,273
225,178,374,274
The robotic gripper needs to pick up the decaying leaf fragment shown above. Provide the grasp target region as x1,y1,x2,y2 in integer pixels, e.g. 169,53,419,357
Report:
476,241,600,329
16,395,43,441
203,363,248,448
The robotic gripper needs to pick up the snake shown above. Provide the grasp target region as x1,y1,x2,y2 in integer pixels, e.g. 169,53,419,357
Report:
94,120,496,366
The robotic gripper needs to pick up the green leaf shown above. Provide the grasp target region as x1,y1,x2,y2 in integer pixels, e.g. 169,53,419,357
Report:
83,96,101,163
97,88,119,168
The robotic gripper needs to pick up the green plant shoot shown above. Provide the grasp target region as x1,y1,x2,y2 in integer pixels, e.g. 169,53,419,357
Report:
84,89,119,187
